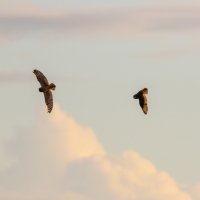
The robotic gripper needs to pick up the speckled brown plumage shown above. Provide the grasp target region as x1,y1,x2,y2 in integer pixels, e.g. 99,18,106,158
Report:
33,69,56,113
133,88,148,115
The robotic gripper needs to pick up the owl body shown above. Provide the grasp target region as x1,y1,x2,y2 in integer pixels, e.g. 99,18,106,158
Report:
133,88,148,115
33,69,56,113
39,83,56,92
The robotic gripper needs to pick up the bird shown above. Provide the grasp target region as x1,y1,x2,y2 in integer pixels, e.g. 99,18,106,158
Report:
133,88,148,114
33,69,56,113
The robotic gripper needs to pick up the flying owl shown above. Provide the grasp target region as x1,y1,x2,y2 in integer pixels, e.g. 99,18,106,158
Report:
33,69,56,113
133,88,148,114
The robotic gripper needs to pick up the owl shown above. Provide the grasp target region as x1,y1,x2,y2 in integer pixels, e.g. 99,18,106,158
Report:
133,88,148,114
33,69,56,113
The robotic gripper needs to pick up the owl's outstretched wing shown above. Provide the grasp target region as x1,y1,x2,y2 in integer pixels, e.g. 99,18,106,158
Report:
33,69,49,87
44,90,53,113
139,94,148,114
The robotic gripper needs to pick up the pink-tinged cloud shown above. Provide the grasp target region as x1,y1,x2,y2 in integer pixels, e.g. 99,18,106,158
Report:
0,71,33,83
181,183,200,200
0,71,84,84
193,184,200,199
0,1,200,39
0,103,195,200
0,0,62,17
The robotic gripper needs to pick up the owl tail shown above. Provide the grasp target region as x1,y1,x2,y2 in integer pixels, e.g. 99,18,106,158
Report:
48,83,56,91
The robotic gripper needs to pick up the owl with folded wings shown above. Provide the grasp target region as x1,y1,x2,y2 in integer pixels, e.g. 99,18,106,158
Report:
133,88,148,115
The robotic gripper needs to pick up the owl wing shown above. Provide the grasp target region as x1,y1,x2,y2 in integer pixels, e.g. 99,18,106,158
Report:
34,70,49,87
139,94,148,114
44,90,53,113
133,90,143,99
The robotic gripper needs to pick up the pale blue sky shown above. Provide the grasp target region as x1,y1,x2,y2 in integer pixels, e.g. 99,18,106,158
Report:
0,1,200,199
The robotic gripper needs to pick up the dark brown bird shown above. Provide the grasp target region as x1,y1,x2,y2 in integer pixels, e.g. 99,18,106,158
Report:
133,88,148,114
33,69,56,113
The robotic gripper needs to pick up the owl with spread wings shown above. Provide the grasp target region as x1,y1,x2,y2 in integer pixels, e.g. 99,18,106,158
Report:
133,88,148,115
33,69,56,113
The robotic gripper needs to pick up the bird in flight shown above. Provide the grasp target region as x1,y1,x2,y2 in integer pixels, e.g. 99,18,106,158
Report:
33,69,56,113
133,88,148,114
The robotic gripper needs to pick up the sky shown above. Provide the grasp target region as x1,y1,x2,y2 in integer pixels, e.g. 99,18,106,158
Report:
0,0,200,199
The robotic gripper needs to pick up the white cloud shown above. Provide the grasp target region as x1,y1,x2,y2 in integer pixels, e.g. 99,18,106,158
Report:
0,103,194,200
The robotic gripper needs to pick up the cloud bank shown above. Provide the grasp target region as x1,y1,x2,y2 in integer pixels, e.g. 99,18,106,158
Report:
0,103,196,200
0,1,200,39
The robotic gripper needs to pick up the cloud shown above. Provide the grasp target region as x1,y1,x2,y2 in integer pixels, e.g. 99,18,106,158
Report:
0,71,34,83
132,50,192,58
0,71,85,84
181,183,200,200
0,0,61,17
0,103,195,200
0,2,200,39
192,184,200,200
